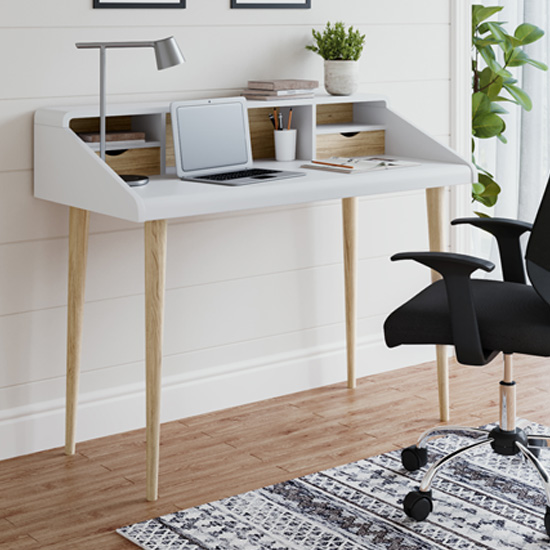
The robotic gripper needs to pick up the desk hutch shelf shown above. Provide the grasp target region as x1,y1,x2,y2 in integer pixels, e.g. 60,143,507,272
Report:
35,94,473,224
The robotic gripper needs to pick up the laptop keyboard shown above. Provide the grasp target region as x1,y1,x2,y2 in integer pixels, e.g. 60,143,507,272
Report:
196,168,280,181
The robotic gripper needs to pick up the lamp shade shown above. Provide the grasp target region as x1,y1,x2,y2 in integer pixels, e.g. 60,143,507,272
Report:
154,36,185,70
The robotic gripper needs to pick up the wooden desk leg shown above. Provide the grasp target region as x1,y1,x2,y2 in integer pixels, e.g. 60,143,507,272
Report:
65,207,90,455
342,197,357,389
144,219,167,501
425,187,450,422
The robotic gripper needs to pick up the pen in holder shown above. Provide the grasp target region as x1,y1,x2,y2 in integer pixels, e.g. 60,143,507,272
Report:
273,129,297,162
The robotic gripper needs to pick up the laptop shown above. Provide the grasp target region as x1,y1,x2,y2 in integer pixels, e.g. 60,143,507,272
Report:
170,97,304,185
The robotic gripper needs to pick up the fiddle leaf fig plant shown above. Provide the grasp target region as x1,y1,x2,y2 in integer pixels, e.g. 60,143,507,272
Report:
472,4,547,210
306,21,365,61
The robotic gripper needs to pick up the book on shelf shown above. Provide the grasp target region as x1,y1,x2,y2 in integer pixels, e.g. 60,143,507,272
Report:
301,156,420,174
78,131,146,143
242,88,316,97
247,79,319,91
242,91,315,101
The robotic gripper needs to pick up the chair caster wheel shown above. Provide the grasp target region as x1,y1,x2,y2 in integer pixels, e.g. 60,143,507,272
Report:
403,489,433,521
401,445,428,471
545,506,550,537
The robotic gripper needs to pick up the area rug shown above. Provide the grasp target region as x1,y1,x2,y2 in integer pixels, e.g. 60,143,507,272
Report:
118,422,550,549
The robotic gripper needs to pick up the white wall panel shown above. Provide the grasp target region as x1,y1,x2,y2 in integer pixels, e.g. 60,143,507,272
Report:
0,0,455,458
0,253,428,392
0,1,450,29
1,25,449,102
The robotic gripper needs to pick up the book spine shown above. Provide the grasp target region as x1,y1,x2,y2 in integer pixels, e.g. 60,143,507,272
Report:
242,93,315,101
247,79,319,91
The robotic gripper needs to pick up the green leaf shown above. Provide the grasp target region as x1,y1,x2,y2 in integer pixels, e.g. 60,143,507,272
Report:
472,173,501,207
472,181,485,195
472,91,491,117
490,102,507,114
478,21,505,36
473,5,503,28
506,48,530,67
473,112,505,139
479,68,503,99
478,45,503,74
501,75,517,84
503,83,532,110
472,92,505,138
473,36,502,47
525,58,548,71
486,22,513,52
515,23,545,45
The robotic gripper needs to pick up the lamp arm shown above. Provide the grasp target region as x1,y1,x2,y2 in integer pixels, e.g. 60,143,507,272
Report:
76,41,156,50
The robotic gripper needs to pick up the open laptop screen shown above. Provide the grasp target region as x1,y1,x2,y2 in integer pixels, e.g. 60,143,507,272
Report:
172,99,250,175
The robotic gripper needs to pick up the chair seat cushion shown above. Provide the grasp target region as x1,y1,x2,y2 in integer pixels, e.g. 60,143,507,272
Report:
384,279,550,357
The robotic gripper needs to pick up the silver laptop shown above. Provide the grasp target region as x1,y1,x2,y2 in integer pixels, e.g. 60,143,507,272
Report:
170,97,304,185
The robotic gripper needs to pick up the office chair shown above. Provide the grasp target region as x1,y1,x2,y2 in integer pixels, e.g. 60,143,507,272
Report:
384,176,550,535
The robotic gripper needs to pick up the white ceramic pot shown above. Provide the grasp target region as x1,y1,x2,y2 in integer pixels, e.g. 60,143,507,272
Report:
324,60,359,96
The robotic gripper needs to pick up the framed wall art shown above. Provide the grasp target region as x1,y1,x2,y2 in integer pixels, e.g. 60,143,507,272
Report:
93,0,185,8
231,0,310,8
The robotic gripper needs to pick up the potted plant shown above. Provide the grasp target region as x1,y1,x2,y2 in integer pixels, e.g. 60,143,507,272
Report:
306,21,366,96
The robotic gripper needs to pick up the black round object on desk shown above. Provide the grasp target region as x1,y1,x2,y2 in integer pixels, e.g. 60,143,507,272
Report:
121,174,149,187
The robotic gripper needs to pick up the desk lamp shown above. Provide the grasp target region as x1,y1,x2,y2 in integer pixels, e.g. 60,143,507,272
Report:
76,37,185,186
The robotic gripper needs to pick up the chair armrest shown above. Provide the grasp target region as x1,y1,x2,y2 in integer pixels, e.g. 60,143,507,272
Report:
451,217,532,283
391,251,495,278
391,251,496,365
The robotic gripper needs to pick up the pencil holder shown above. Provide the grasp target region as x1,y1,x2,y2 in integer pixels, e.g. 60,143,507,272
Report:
273,129,297,162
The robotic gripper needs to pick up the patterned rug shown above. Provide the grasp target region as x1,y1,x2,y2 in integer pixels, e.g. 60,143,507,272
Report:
118,422,550,549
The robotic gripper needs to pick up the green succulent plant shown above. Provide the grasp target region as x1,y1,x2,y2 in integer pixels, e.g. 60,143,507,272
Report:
471,4,547,210
306,21,365,61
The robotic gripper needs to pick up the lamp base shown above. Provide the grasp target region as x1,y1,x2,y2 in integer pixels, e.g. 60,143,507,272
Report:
122,174,149,187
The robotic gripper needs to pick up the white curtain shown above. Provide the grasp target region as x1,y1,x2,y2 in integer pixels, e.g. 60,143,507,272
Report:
483,0,550,222
473,0,550,273
517,0,550,221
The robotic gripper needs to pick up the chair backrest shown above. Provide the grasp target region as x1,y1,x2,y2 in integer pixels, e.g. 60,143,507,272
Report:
526,175,550,306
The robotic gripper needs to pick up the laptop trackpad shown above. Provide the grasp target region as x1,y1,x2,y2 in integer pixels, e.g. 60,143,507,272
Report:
252,174,277,179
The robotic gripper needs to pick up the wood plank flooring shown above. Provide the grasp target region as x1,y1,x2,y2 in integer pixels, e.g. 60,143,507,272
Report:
2,354,550,549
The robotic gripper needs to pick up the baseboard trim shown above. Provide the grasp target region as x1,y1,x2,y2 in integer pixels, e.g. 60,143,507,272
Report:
0,336,433,460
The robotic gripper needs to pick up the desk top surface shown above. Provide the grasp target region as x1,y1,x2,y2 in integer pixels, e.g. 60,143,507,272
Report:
132,159,471,221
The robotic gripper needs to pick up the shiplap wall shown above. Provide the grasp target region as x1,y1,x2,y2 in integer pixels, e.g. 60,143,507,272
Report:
0,0,453,459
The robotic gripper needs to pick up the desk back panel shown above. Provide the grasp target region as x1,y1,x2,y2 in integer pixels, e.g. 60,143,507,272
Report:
316,103,354,125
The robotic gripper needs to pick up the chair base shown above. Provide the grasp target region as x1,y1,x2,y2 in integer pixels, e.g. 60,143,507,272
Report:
402,354,550,537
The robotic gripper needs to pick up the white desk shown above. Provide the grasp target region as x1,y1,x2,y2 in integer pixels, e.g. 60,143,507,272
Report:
34,94,474,500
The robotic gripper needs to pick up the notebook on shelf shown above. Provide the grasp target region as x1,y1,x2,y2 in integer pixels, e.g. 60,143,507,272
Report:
170,97,304,186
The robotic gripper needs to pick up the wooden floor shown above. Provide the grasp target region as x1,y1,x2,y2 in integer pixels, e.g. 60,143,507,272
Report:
2,354,550,549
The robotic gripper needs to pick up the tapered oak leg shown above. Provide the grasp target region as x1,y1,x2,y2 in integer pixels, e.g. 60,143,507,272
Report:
65,207,90,455
144,219,167,501
342,197,358,389
425,187,449,422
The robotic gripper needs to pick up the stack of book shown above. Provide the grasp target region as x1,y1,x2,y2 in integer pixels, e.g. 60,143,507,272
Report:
242,79,318,101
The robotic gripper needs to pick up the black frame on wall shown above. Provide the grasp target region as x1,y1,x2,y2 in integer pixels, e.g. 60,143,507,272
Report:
93,0,185,8
231,0,310,8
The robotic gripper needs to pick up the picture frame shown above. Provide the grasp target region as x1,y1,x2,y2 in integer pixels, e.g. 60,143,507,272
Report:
93,0,185,8
231,0,310,8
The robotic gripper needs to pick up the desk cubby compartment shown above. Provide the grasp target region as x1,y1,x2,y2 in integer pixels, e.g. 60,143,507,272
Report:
69,114,164,176
315,102,385,159
247,104,314,161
